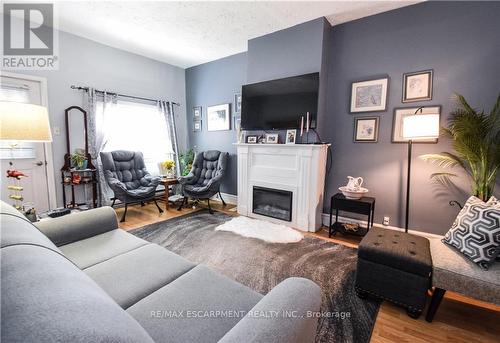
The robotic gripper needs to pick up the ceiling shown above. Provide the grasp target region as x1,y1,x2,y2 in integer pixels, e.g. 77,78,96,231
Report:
53,1,421,69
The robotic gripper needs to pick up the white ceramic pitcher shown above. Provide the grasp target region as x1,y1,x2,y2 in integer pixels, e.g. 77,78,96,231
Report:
346,176,363,191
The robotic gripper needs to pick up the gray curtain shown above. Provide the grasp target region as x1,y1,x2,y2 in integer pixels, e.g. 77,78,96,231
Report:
158,100,181,177
86,89,117,206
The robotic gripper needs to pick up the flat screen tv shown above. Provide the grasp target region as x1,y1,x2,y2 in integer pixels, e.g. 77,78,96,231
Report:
241,72,319,130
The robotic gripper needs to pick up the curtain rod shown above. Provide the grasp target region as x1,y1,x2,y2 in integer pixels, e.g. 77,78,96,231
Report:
70,85,181,106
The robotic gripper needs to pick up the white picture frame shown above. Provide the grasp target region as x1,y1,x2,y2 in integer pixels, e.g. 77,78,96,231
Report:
207,104,230,131
392,106,441,143
285,129,297,144
350,77,389,113
265,133,279,144
403,70,433,103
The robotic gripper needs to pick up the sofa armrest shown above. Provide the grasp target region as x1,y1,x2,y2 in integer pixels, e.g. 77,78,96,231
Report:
35,207,119,246
219,278,321,343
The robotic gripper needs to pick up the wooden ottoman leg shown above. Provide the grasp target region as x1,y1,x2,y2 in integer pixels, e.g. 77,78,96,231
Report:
426,288,446,322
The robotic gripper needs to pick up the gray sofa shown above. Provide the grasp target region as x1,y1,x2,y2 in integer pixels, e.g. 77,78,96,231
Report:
1,201,321,343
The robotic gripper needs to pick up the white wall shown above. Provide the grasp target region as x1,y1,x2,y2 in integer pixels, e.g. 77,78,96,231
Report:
1,27,187,207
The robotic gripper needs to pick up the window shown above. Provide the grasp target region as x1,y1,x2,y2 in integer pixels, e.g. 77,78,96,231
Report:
99,99,174,175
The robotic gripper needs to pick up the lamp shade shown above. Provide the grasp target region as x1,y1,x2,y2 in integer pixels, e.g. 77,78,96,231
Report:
402,114,440,140
0,101,52,142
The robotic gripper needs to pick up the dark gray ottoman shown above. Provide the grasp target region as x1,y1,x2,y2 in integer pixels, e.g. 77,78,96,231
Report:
355,227,432,318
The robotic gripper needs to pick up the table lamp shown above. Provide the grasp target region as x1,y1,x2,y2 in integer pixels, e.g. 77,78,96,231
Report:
402,107,440,232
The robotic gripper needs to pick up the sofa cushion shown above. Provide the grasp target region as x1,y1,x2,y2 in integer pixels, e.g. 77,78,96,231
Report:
442,196,500,270
1,244,154,343
85,244,195,309
430,238,500,305
59,229,149,269
127,265,263,343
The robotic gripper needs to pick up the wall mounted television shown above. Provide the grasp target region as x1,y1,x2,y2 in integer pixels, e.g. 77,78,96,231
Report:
241,72,319,130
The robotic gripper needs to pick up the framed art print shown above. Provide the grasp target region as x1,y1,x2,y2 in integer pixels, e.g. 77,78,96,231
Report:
402,70,433,103
285,129,297,144
354,117,379,142
193,106,202,119
350,77,388,113
207,104,230,131
392,106,441,143
234,93,242,115
246,135,258,144
193,120,202,132
265,133,279,144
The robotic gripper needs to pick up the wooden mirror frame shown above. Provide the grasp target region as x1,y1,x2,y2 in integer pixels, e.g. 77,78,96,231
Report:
61,106,95,171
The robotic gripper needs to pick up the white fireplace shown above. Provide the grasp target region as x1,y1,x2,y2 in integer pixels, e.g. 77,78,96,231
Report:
235,143,329,232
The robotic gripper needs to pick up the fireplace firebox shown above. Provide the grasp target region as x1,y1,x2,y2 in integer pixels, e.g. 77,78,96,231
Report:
252,186,292,222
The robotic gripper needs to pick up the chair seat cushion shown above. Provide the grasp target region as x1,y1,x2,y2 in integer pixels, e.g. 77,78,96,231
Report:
358,227,432,277
85,244,196,309
127,265,263,343
125,186,157,198
59,229,149,269
430,238,500,305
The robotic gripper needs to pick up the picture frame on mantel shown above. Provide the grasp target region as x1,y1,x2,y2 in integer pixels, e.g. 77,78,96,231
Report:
207,103,230,131
392,106,441,143
402,70,433,103
350,77,389,113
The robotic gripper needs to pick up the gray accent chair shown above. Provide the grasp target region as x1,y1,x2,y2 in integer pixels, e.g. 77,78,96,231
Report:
1,200,322,342
100,150,163,222
178,150,228,213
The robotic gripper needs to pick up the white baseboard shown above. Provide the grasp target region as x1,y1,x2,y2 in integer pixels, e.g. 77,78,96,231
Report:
211,192,238,205
321,213,443,239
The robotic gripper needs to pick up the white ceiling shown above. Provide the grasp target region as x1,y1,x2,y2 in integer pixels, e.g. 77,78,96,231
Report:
54,1,421,69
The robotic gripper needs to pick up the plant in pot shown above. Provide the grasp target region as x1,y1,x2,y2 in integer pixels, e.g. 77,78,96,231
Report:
420,93,500,201
179,148,195,176
71,149,87,170
160,159,176,178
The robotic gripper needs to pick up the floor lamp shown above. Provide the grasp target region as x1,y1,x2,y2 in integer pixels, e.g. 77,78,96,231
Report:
402,107,440,233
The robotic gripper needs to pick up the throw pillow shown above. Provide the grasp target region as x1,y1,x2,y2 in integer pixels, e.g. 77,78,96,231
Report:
443,196,500,270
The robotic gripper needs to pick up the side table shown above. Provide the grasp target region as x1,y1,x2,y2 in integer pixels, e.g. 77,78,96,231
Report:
329,193,375,237
160,178,179,210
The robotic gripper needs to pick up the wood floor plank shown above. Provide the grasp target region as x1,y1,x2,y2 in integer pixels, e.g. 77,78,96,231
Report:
116,202,500,343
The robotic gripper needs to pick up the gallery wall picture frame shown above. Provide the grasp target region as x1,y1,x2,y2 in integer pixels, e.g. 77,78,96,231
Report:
402,69,433,103
193,120,202,132
350,77,389,113
246,135,258,144
392,106,441,143
207,103,231,131
265,133,279,144
353,116,379,143
285,129,297,144
234,93,242,115
193,106,202,119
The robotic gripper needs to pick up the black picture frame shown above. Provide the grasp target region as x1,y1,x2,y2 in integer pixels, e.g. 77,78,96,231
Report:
353,116,379,143
193,106,202,119
193,120,202,132
350,76,389,113
246,135,258,144
402,70,433,103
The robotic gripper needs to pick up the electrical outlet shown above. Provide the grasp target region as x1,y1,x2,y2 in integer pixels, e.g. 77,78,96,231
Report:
383,216,390,226
53,126,60,135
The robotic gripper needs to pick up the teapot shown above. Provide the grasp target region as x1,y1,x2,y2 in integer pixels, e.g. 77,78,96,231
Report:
346,176,363,191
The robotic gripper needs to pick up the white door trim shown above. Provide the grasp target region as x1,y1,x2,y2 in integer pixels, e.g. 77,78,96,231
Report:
1,71,57,209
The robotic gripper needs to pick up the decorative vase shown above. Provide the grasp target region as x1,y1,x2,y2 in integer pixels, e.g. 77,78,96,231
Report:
166,169,175,179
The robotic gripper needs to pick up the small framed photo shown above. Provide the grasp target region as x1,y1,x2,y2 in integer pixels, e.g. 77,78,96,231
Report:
234,93,242,114
403,70,433,103
193,106,202,119
233,116,241,131
392,106,441,143
354,117,379,142
265,133,279,144
286,129,297,144
207,104,230,131
193,120,202,132
246,135,258,144
350,77,388,113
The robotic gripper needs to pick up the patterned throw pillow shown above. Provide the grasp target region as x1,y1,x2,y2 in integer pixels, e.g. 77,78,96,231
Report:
443,196,500,270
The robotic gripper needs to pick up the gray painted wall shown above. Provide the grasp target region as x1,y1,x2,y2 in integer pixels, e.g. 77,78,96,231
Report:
185,1,499,235
324,1,500,234
185,53,247,195
1,27,187,207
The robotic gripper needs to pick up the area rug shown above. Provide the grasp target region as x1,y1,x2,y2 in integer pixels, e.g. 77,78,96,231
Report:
215,216,303,243
130,210,380,343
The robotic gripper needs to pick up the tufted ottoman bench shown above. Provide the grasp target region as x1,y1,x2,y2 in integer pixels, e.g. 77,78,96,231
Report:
355,227,432,318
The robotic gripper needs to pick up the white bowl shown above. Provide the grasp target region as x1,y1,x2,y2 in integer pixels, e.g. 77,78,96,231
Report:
339,186,369,200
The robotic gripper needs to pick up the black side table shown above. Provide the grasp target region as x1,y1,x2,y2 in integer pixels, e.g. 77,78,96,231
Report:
329,193,375,237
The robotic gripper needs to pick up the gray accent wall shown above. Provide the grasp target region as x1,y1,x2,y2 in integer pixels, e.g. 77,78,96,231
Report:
1,27,187,207
324,1,500,234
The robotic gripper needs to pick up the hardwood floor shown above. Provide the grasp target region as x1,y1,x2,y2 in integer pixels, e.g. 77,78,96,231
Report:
117,201,500,343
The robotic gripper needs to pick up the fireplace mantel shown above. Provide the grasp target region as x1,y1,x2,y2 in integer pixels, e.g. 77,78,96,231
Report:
234,143,329,232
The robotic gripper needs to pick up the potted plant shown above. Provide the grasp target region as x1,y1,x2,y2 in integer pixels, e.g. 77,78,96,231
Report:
71,150,87,170
160,159,176,178
179,148,195,176
420,93,500,201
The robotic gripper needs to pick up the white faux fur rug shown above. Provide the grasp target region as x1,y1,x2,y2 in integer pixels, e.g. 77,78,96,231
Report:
215,216,303,243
